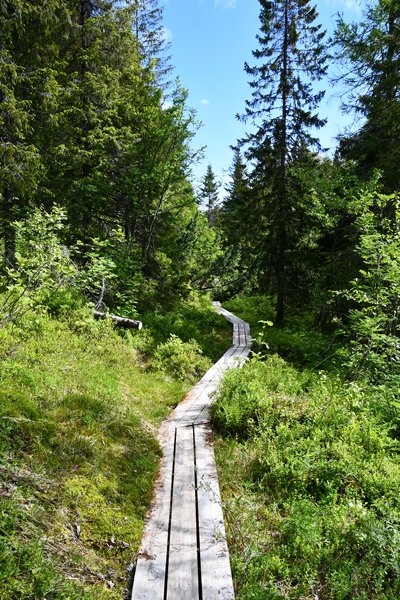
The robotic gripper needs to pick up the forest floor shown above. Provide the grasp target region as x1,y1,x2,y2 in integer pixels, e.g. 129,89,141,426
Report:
0,293,230,599
2,292,399,599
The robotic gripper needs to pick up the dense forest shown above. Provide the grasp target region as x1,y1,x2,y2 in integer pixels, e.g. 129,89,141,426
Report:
0,0,399,598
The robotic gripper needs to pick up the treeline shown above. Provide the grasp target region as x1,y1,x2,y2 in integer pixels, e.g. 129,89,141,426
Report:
1,0,399,383
0,0,221,313
199,0,399,382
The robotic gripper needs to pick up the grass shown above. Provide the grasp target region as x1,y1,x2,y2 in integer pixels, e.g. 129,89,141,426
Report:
0,293,231,598
224,295,335,370
140,292,231,363
211,296,400,599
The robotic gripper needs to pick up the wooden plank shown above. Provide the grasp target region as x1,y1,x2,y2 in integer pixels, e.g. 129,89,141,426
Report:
132,304,252,600
195,423,235,600
232,323,239,346
131,422,175,600
166,425,199,599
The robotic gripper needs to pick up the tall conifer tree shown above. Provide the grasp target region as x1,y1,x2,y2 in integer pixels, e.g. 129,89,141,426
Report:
199,165,220,227
239,0,327,322
334,0,400,191
0,0,62,267
222,150,251,246
131,0,172,84
40,0,139,241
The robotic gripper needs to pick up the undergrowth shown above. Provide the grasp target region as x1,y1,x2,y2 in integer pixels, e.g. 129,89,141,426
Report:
0,292,229,598
212,296,400,599
140,292,231,364
224,295,334,369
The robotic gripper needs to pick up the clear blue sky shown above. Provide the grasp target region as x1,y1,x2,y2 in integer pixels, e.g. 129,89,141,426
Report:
163,0,364,192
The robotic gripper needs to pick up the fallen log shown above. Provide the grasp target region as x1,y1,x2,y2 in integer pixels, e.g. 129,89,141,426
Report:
93,310,143,330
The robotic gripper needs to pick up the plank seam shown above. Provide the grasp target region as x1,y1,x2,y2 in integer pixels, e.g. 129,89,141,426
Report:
164,428,177,600
193,424,203,600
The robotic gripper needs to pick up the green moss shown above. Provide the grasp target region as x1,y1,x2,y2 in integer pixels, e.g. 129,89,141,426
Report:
0,302,194,597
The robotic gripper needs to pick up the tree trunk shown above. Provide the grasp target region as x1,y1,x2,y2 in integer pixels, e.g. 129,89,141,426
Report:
94,310,143,330
275,222,286,324
275,0,289,326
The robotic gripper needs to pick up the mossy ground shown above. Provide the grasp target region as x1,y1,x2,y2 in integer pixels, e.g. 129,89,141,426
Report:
0,294,231,598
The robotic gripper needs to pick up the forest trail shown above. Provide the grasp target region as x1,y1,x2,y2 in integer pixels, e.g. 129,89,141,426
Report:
131,303,252,599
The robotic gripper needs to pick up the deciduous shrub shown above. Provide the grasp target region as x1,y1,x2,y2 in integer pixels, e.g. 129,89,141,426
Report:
213,354,400,599
152,334,211,382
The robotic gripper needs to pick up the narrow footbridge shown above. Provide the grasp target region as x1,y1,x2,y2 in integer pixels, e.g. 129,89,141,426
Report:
131,303,252,600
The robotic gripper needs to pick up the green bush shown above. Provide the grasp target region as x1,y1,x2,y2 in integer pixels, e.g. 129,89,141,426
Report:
213,354,400,599
141,292,231,362
211,354,313,439
224,294,333,369
152,334,212,382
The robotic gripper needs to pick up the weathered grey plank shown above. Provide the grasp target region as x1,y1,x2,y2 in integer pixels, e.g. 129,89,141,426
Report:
130,422,175,600
132,303,252,600
166,425,199,599
233,323,239,346
195,423,235,600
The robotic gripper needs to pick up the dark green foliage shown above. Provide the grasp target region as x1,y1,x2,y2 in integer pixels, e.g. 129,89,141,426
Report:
0,0,212,311
198,164,220,227
222,150,250,246
334,0,400,190
334,189,400,381
220,150,262,293
238,0,328,323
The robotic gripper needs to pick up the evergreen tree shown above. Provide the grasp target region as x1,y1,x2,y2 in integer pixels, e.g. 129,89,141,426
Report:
131,0,172,84
238,0,327,322
43,1,124,238
334,0,400,191
222,150,249,244
0,1,61,268
199,164,220,227
0,0,219,308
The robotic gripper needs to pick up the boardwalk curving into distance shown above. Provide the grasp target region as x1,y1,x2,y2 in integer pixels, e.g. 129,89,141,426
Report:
131,303,252,600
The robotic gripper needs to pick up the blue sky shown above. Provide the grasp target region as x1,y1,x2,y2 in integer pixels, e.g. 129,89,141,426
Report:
163,0,364,192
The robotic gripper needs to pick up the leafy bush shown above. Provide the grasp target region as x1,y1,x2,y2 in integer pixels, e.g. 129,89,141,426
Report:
152,334,212,382
213,354,400,599
127,292,231,366
211,354,310,438
224,294,332,368
333,190,400,381
0,206,119,323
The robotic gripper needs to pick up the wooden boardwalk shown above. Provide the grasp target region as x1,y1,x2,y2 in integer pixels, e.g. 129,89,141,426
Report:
131,303,252,600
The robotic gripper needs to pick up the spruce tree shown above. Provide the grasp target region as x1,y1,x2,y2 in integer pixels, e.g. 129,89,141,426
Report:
222,150,251,245
199,165,220,227
131,0,172,84
0,1,58,268
239,0,327,323
334,0,400,191
40,0,138,241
